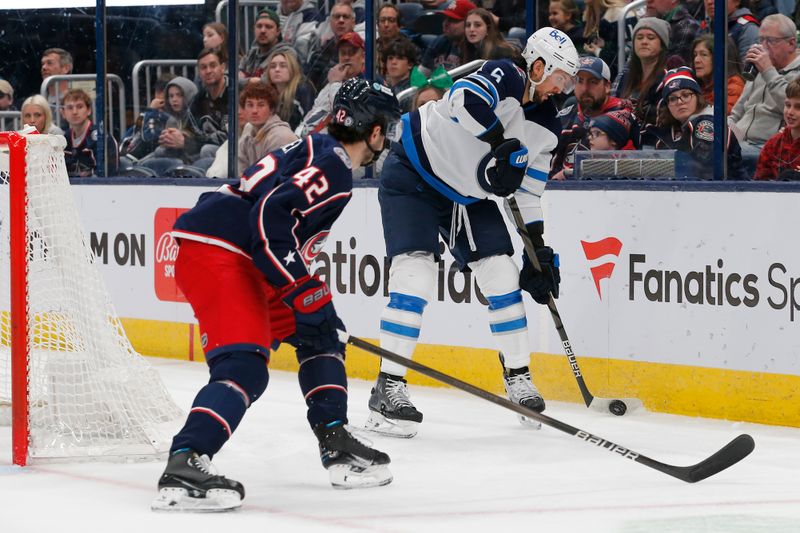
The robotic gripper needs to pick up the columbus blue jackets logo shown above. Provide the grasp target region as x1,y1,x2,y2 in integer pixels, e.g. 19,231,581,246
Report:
694,120,714,141
301,231,330,264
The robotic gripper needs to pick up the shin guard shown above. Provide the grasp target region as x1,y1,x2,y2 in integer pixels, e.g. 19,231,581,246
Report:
170,352,269,457
298,353,348,427
471,255,532,369
379,252,436,376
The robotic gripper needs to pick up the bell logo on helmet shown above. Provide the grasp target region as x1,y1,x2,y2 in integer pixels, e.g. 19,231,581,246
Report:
549,29,567,45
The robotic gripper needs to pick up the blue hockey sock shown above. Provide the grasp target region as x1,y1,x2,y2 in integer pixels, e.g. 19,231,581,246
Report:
170,382,248,457
297,353,348,427
170,351,269,457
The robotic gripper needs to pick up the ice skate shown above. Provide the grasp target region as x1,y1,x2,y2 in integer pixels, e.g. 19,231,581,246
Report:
151,450,244,512
314,421,393,489
365,372,423,438
500,354,545,429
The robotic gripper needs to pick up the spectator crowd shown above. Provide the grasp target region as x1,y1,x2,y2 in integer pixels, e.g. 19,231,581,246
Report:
3,0,800,180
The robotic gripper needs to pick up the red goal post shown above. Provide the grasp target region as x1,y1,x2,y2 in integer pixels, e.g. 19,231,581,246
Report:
0,132,181,465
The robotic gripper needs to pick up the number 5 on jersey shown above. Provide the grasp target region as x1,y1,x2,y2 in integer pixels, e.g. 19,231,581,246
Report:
292,167,329,204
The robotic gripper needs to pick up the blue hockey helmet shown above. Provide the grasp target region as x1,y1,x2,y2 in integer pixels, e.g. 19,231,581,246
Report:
331,79,403,142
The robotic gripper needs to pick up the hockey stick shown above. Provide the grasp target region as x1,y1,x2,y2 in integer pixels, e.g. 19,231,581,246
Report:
506,196,642,416
343,333,754,483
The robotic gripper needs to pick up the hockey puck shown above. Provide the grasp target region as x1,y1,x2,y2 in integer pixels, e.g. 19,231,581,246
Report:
609,400,627,416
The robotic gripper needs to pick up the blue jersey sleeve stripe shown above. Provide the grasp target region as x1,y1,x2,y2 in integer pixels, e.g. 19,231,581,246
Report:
388,292,428,314
526,168,549,182
486,290,523,310
489,317,528,333
451,79,495,109
472,73,500,106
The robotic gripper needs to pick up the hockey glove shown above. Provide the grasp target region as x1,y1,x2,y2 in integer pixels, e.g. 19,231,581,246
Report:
487,138,528,197
282,276,344,354
519,247,561,305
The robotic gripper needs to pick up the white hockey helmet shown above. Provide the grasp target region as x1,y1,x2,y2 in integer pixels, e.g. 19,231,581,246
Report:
522,27,579,95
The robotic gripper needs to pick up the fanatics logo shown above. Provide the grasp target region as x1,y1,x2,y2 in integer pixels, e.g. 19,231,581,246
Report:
154,207,189,303
581,237,623,300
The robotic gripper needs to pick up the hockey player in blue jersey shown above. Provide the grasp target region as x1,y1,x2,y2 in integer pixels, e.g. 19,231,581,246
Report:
151,79,402,512
366,28,579,438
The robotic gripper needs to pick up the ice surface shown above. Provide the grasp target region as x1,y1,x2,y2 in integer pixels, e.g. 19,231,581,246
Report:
2,358,799,533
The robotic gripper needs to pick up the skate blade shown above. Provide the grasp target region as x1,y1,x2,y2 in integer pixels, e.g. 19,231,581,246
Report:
151,487,242,512
516,414,542,430
364,411,419,438
329,464,393,490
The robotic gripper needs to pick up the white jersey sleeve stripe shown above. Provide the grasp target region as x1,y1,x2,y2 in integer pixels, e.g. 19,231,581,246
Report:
450,79,496,109
472,73,500,106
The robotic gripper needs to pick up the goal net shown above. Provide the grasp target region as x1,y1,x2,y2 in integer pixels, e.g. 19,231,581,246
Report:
0,133,182,464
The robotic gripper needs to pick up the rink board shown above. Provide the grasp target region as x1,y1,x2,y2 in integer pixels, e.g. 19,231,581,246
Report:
71,184,800,427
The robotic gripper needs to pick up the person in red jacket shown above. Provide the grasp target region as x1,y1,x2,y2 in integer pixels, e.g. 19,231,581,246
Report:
755,79,800,180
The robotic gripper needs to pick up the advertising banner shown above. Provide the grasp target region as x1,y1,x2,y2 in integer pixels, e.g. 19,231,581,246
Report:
72,185,800,377
547,190,800,375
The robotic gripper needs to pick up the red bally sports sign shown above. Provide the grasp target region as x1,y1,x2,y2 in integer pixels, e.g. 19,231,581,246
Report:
154,207,189,302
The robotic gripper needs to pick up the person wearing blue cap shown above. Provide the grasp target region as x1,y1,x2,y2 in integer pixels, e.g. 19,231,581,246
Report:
551,55,631,179
644,67,747,179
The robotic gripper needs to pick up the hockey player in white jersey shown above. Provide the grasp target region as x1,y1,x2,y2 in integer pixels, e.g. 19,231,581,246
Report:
366,27,579,437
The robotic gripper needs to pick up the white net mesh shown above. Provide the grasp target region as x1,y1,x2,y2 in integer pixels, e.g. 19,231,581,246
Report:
0,134,182,461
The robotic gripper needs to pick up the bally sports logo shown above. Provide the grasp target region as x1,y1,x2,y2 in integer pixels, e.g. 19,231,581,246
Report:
581,237,623,300
154,207,189,303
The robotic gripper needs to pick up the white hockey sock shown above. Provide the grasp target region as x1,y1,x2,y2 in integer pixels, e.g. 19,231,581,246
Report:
379,292,426,376
486,290,532,369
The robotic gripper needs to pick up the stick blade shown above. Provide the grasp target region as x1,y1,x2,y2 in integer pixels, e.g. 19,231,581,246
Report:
676,434,756,483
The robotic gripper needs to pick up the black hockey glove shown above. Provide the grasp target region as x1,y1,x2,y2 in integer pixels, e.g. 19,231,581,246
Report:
487,138,528,197
282,276,345,354
519,247,561,305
